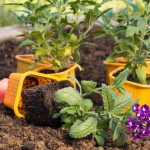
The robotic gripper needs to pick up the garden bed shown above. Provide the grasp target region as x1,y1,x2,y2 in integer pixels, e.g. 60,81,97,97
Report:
0,39,150,150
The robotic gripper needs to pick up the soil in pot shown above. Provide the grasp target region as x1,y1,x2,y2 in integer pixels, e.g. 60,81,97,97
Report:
39,67,67,74
22,80,72,127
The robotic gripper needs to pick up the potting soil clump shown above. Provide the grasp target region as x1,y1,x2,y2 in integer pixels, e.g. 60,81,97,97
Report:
22,80,72,126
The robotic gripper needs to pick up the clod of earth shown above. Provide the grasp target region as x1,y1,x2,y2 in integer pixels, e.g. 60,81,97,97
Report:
22,80,72,126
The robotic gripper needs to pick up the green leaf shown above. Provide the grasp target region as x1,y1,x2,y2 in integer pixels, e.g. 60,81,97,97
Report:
69,117,97,138
68,75,82,94
55,87,82,106
136,67,147,84
116,129,126,146
113,122,122,141
93,133,105,146
63,116,75,124
113,68,130,87
112,122,126,146
44,31,54,40
35,48,49,57
82,99,93,111
60,106,77,115
19,39,34,48
116,86,126,94
106,53,118,62
144,39,150,49
81,80,97,94
111,93,132,115
29,61,38,69
126,26,140,37
31,30,43,42
52,113,61,119
124,0,139,10
97,119,110,130
101,84,116,112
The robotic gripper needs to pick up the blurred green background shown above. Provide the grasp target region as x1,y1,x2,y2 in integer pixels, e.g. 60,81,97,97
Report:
0,0,26,27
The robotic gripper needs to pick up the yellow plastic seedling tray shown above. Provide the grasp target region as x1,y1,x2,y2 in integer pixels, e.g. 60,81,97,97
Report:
4,65,80,118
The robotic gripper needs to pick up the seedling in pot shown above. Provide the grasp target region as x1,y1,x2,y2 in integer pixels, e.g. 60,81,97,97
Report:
98,0,150,84
15,0,109,71
53,71,133,146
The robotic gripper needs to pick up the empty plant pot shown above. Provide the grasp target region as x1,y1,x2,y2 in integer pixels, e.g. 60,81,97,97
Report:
109,67,150,106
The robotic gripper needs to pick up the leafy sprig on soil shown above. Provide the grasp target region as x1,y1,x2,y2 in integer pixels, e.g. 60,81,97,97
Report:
54,69,133,146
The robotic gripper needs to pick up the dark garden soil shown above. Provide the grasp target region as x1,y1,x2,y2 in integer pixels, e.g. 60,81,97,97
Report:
0,39,150,150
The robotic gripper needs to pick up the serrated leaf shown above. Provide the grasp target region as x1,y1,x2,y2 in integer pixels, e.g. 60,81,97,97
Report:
81,80,97,94
55,87,82,106
101,84,115,112
126,26,140,37
69,117,97,138
113,68,130,87
136,67,147,84
111,93,132,115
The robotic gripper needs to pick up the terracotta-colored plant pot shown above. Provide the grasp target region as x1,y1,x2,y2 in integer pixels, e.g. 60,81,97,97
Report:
109,67,150,106
4,64,81,118
104,57,150,83
15,54,53,73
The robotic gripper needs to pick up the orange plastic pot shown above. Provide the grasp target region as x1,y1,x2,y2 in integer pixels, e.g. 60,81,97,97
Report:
4,64,81,118
109,67,150,106
15,54,53,73
104,57,150,83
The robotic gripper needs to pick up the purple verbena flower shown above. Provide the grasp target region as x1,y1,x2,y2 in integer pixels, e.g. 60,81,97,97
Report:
127,117,136,130
127,104,150,140
132,104,140,113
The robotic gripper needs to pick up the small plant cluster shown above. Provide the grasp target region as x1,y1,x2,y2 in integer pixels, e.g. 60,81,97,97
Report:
17,0,108,70
53,70,132,146
100,0,150,84
127,104,150,140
